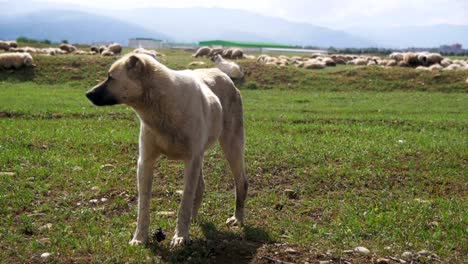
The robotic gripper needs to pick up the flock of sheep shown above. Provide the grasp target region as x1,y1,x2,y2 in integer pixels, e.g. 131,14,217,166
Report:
0,40,167,69
1,39,468,75
192,46,255,60
0,40,125,57
254,52,468,71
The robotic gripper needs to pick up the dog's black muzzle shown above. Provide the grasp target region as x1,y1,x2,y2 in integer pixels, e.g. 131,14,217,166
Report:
86,79,119,106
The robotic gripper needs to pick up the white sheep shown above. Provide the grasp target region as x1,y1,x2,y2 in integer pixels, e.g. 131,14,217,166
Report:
0,52,34,69
231,48,244,59
0,41,10,51
440,58,452,67
59,43,77,53
256,54,270,64
304,59,325,69
386,60,397,67
212,54,244,79
323,57,336,66
8,41,17,48
427,53,443,65
403,53,419,67
101,50,114,57
108,43,122,54
348,58,367,66
443,64,461,71
389,52,404,61
193,46,211,58
133,48,158,59
429,64,443,71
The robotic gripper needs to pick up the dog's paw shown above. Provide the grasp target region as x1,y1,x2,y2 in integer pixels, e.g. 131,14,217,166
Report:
226,216,243,227
170,235,190,248
129,239,146,246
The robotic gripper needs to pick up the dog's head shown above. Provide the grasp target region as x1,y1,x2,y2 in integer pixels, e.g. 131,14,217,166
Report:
86,54,150,107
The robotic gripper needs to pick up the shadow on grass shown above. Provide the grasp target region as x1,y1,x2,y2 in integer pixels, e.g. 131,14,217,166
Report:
150,222,273,264
0,66,35,82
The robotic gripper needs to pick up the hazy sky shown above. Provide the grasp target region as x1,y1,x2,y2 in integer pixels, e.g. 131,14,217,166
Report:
15,0,468,28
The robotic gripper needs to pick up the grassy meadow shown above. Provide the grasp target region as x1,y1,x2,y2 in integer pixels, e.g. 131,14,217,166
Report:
0,50,467,263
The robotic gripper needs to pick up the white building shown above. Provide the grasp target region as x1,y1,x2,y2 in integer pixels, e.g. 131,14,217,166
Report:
128,38,163,49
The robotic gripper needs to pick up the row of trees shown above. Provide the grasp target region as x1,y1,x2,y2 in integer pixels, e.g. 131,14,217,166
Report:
16,36,69,45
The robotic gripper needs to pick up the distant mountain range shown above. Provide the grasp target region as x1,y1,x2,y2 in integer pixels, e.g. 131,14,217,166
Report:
0,1,466,48
0,10,169,45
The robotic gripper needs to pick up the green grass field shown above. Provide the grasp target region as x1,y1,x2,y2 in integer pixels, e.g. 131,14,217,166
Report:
0,51,467,263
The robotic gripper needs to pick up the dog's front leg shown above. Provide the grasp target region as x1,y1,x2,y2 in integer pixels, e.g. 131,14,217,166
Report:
171,155,203,247
130,127,159,246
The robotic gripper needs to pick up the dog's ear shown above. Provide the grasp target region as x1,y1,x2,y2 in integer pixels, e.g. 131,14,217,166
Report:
127,55,144,72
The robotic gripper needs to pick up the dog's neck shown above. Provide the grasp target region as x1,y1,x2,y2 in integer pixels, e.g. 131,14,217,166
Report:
130,69,185,135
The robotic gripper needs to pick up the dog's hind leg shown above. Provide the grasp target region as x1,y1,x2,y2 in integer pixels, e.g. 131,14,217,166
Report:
130,126,160,246
171,155,203,247
191,167,205,222
220,130,248,227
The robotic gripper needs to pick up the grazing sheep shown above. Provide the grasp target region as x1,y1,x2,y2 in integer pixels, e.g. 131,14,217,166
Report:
133,48,158,59
0,52,34,69
429,64,443,71
323,57,336,67
188,61,206,66
290,56,302,61
0,41,10,51
386,60,397,67
333,57,346,65
427,53,443,65
389,52,404,61
90,46,99,53
208,48,224,57
443,64,461,71
222,48,234,59
59,43,77,53
193,46,211,58
295,61,305,68
212,54,244,79
101,50,114,57
398,61,409,67
453,60,467,67
403,53,419,67
108,43,122,54
440,58,452,67
304,59,325,69
256,54,270,63
348,58,367,66
23,47,37,53
99,46,107,54
231,48,244,59
5,41,18,48
417,53,429,66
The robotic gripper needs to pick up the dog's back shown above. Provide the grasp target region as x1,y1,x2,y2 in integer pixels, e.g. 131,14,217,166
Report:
193,68,245,140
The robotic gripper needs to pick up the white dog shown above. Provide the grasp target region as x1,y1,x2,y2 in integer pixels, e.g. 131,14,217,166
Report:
86,53,248,247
